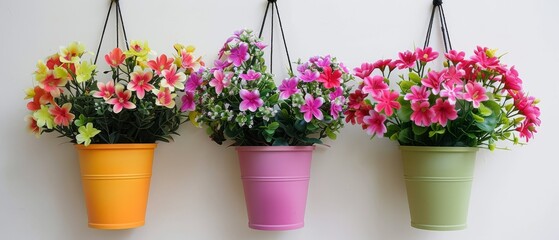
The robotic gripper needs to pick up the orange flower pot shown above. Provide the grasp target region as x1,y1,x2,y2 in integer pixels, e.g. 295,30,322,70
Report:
75,144,157,229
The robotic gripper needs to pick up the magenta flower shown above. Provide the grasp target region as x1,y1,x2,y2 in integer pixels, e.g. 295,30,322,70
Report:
93,81,115,100
185,72,203,92
363,110,387,137
297,62,309,74
416,47,439,63
431,98,458,127
463,82,488,108
410,101,434,127
445,50,466,64
503,66,523,91
180,91,195,112
106,84,136,113
278,77,300,100
439,83,463,105
229,43,249,67
209,70,231,95
373,59,392,72
422,70,443,94
301,94,324,122
239,89,264,112
214,59,232,70
441,66,465,87
471,46,500,70
330,87,343,100
127,67,154,99
330,103,342,119
339,62,350,73
362,75,388,97
394,50,417,69
404,85,430,103
316,55,331,68
373,90,401,116
516,120,537,142
240,69,262,81
299,69,320,82
354,62,375,79
255,41,267,50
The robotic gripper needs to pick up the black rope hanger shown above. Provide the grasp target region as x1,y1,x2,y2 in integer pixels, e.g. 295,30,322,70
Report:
258,0,293,74
94,0,130,65
423,0,453,53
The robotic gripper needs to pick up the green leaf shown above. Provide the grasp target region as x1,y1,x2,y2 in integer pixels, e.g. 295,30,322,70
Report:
303,137,323,145
272,138,289,146
398,81,415,92
412,124,428,136
505,103,514,112
428,128,445,138
475,114,498,132
398,128,411,144
397,97,412,122
478,103,492,117
267,93,279,104
472,113,485,123
409,72,422,83
325,128,337,140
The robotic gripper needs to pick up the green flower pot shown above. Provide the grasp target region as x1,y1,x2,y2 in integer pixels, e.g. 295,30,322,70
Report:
400,146,478,231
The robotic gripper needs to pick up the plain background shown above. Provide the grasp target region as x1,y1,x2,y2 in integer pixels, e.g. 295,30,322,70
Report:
1,0,558,239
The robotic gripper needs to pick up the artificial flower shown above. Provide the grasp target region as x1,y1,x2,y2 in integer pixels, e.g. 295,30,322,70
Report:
105,48,126,67
76,123,101,146
239,89,264,112
127,66,154,99
300,94,324,122
106,84,136,113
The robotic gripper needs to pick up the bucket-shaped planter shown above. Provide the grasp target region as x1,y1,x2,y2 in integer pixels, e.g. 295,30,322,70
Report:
235,146,315,231
75,144,157,229
400,146,478,231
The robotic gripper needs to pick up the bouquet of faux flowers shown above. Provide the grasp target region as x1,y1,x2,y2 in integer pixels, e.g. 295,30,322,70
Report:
345,46,540,149
183,29,353,146
25,41,204,146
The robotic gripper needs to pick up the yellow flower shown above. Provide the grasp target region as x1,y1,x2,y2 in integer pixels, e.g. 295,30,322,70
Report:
76,123,101,146
126,40,150,59
75,61,96,83
189,111,200,127
53,66,69,80
24,87,35,100
486,48,498,58
174,43,196,53
59,42,86,63
33,105,54,129
34,61,48,81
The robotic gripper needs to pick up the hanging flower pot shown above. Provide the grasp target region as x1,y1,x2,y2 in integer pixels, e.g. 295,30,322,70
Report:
400,146,477,230
76,144,157,229
236,146,314,230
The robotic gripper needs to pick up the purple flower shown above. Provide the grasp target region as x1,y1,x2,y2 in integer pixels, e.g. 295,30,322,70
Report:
339,62,349,73
278,77,300,99
300,94,324,122
240,70,262,81
185,73,203,92
255,41,267,50
330,103,342,119
316,55,331,68
297,62,309,74
214,59,232,70
229,43,249,67
239,89,264,112
299,69,320,82
180,91,195,112
329,87,343,100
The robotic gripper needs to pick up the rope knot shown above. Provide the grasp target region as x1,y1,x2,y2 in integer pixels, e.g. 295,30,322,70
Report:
433,0,442,6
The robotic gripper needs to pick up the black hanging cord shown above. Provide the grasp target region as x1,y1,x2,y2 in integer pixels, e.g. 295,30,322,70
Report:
94,0,130,64
423,0,453,53
258,0,293,74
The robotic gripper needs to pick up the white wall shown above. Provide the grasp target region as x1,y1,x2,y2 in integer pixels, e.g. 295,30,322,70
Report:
1,0,558,239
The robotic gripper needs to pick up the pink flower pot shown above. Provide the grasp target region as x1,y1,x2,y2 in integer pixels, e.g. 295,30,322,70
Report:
235,146,315,231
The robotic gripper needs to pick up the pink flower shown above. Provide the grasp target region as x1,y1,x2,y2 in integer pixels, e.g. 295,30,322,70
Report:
330,87,344,100
431,98,458,127
300,94,324,122
516,120,537,142
255,41,267,50
445,50,466,64
229,43,249,67
49,103,75,126
410,101,434,127
278,77,300,100
209,70,231,95
441,66,465,87
348,89,367,109
240,70,262,81
147,54,174,75
153,87,176,108
104,48,125,67
471,46,500,70
363,110,387,136
318,67,342,89
161,65,186,91
373,59,393,72
40,73,67,97
214,59,232,70
404,85,430,103
316,55,331,68
353,62,375,79
439,83,463,105
394,50,417,69
127,67,154,99
297,62,309,73
92,81,115,100
362,75,388,97
463,82,488,108
416,47,439,63
180,91,195,112
185,72,203,92
330,103,342,119
299,69,320,82
239,89,264,112
503,66,523,91
106,84,136,113
373,90,401,116
422,70,443,94
180,50,198,70
512,91,541,126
